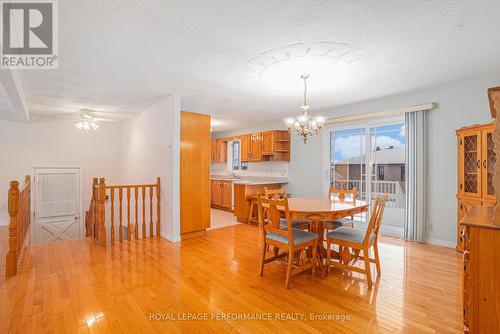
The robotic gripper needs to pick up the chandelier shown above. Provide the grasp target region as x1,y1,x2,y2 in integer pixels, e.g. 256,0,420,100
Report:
75,111,99,131
283,74,325,143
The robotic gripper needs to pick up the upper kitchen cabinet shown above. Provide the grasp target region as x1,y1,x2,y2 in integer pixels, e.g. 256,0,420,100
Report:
261,130,290,161
240,134,250,162
211,139,228,163
211,130,291,164
249,133,262,161
261,131,273,155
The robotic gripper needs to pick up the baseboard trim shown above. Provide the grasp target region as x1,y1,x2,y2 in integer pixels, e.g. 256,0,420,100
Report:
160,232,181,243
426,238,456,249
181,230,206,240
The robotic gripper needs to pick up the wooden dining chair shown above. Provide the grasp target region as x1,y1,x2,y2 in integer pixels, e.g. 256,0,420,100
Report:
324,187,358,230
325,194,388,287
264,187,310,231
264,186,287,199
258,196,318,288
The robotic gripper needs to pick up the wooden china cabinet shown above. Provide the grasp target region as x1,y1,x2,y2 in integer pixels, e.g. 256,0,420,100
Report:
456,122,496,251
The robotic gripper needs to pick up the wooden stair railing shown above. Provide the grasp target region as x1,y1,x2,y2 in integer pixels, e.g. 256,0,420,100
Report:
5,175,31,278
85,177,161,245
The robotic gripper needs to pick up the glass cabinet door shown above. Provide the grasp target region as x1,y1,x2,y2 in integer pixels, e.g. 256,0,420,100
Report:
482,129,496,199
461,131,482,197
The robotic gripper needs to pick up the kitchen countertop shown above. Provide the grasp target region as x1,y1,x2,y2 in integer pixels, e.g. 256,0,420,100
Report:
211,176,288,185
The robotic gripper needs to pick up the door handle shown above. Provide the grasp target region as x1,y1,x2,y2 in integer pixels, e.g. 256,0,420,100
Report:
483,160,487,169
74,216,79,220
477,160,480,169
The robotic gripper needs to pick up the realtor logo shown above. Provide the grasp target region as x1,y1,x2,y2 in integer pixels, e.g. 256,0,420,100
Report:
1,0,58,69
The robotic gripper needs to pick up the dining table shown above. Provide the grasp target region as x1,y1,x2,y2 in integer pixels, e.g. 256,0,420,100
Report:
280,197,370,277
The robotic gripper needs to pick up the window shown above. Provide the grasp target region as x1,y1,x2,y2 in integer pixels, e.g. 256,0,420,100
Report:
378,165,385,180
401,165,405,181
232,140,240,170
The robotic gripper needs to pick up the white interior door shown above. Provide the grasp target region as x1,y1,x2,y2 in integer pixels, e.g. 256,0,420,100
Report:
34,168,81,244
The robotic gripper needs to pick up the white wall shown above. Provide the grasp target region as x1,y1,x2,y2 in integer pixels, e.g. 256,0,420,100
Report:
0,119,122,225
215,73,500,247
121,94,181,242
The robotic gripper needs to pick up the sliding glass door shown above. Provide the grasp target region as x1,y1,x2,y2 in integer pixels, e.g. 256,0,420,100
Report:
327,118,406,237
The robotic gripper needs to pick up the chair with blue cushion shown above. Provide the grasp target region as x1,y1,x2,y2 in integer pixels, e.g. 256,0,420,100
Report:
264,187,311,231
325,194,388,287
323,187,358,230
257,196,318,288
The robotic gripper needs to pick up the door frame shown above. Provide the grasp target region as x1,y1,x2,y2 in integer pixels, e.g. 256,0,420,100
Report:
30,165,84,244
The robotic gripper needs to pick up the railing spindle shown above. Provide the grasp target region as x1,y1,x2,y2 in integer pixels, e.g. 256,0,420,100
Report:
119,188,123,241
98,178,106,246
110,187,115,244
92,178,98,238
156,177,161,236
149,186,153,237
127,187,131,240
142,186,146,238
134,186,139,239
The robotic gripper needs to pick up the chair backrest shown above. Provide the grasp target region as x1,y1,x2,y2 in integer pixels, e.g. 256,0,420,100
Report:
257,196,294,244
264,187,287,200
329,187,357,201
363,194,388,243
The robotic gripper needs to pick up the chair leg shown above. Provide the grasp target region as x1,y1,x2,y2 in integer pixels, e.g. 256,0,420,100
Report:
311,241,317,279
363,247,373,287
259,241,266,276
326,240,331,275
285,248,294,289
373,242,381,276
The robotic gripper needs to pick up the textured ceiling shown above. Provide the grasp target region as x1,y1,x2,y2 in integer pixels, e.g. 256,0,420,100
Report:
13,0,500,131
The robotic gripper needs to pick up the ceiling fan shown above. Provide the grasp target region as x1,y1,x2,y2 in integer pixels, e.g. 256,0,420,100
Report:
42,109,125,131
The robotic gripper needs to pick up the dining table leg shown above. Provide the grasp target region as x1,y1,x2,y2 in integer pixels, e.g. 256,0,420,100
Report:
311,220,341,278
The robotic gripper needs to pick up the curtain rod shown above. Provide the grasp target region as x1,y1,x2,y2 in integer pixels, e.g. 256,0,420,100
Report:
324,102,437,125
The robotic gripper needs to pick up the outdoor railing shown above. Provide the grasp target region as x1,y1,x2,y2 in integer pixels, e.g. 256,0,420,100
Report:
331,179,405,208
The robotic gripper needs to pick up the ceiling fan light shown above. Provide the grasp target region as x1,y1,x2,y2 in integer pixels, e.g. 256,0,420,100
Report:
75,111,100,131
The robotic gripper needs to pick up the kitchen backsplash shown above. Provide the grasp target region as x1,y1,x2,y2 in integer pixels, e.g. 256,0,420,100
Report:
211,161,288,178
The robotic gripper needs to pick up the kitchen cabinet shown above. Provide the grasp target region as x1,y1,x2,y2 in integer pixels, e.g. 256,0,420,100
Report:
211,180,221,206
249,133,262,161
217,140,227,163
261,131,273,155
240,134,250,162
211,139,217,163
211,180,232,211
211,139,228,163
221,182,232,209
211,130,290,164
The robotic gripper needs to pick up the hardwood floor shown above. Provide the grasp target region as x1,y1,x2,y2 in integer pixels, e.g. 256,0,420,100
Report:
0,227,7,281
0,224,463,333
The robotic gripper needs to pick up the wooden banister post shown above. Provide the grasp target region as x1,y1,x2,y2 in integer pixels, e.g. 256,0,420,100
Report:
90,177,99,238
6,181,20,277
98,178,106,246
156,177,161,236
